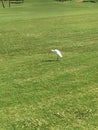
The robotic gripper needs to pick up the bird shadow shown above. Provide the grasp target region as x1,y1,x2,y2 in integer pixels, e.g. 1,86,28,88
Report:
42,59,58,62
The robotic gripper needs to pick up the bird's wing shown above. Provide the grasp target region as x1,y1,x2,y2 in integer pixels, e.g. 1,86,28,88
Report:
55,49,62,57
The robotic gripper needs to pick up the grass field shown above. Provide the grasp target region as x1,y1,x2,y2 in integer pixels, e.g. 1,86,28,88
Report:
0,0,98,129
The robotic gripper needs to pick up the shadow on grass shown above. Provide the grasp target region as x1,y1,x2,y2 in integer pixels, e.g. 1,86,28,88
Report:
42,59,58,62
54,0,72,1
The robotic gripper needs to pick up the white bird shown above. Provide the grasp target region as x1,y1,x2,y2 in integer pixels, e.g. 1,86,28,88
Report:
51,49,63,60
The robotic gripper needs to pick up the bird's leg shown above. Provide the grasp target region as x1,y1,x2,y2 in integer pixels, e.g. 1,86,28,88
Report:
56,56,59,61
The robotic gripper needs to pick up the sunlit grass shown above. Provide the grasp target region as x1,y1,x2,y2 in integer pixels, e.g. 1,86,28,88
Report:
0,0,98,129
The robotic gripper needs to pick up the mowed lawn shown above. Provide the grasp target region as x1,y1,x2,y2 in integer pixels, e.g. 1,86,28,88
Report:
0,0,98,129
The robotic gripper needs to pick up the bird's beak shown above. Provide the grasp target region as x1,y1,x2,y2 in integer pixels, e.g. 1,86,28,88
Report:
49,50,52,53
48,50,51,55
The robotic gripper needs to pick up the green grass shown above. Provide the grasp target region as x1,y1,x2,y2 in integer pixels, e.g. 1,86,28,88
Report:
0,0,98,129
